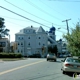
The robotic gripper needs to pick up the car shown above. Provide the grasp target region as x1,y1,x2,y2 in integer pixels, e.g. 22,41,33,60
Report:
61,57,80,74
47,53,57,61
28,54,41,58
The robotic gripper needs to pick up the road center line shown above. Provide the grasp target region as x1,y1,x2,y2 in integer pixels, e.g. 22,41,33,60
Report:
0,60,45,75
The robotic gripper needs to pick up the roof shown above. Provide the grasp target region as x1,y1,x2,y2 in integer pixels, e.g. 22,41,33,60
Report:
15,26,46,35
36,26,46,33
15,32,25,35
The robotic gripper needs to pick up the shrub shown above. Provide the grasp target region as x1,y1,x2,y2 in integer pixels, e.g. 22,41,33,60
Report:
0,53,22,58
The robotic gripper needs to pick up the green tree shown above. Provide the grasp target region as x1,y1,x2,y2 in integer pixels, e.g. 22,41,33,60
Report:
63,22,80,56
53,45,58,56
0,17,10,37
48,45,58,56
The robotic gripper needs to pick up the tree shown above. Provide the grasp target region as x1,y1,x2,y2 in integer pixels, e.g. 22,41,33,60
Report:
0,17,10,38
53,45,58,56
63,22,80,56
48,45,58,56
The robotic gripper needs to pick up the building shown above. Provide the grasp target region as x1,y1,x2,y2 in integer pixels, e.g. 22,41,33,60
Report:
48,26,56,47
57,39,68,55
15,26,48,57
0,38,10,53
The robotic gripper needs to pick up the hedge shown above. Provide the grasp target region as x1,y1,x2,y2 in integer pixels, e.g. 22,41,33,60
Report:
0,53,23,58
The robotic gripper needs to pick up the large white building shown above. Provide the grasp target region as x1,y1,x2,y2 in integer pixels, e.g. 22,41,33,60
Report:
15,26,48,57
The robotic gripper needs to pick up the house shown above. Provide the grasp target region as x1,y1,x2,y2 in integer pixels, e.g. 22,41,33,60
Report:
0,38,10,53
15,26,48,57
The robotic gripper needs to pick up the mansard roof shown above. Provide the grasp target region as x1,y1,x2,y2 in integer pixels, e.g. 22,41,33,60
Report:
15,26,46,35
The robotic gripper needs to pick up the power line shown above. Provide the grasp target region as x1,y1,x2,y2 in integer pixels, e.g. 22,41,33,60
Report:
39,0,69,18
4,0,65,26
0,15,30,22
5,20,26,27
4,0,52,24
0,6,50,28
49,0,80,2
25,0,62,21
0,15,66,29
0,6,66,34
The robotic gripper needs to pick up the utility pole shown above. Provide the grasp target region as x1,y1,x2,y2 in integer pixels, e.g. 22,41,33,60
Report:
62,19,71,34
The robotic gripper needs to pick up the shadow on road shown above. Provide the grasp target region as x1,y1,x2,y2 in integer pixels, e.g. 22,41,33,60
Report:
25,72,62,80
48,60,61,63
63,72,80,77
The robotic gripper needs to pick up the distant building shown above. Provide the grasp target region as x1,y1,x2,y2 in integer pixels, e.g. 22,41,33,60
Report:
0,38,10,53
57,39,68,54
15,26,48,57
10,42,17,53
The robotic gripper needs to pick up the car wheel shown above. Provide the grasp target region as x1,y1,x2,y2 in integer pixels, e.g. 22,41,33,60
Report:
54,59,56,62
63,71,66,74
47,59,48,61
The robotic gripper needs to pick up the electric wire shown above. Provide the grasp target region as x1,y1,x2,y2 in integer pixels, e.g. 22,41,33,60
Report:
4,0,53,24
39,0,69,18
25,0,62,21
49,0,80,2
0,14,66,30
5,20,26,27
4,0,66,26
0,6,50,28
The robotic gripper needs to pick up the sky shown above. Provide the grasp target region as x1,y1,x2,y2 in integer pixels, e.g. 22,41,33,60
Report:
0,0,80,42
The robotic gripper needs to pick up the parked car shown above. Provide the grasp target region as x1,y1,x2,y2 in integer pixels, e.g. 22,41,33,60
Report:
61,57,80,74
28,54,41,58
47,53,57,61
59,54,71,58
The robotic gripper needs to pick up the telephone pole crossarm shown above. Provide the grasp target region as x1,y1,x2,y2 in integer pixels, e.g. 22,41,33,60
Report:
62,19,71,34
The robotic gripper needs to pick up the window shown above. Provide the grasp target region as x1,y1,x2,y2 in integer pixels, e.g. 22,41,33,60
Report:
39,37,41,39
28,43,30,46
28,37,30,39
43,44,45,46
21,50,23,53
21,42,23,45
18,50,19,53
0,42,6,47
18,43,19,45
22,37,23,39
39,42,40,45
18,37,20,40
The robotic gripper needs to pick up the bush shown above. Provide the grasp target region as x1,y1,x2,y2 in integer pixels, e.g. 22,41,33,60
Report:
0,53,23,58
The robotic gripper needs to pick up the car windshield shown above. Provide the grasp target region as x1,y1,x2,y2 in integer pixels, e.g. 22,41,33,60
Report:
49,53,55,56
66,58,80,63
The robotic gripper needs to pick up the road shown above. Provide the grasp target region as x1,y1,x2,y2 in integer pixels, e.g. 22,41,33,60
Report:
0,58,74,80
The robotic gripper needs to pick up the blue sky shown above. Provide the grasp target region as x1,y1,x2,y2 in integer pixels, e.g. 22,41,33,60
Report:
0,0,80,42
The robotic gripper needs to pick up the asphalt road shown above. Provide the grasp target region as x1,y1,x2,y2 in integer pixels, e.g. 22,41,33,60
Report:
0,58,75,80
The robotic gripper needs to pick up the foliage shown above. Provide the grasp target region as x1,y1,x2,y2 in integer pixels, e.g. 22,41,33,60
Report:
48,45,58,56
63,22,80,56
0,53,23,58
0,17,10,37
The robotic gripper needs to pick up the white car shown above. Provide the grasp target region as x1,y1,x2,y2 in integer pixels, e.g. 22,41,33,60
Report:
47,53,56,61
61,57,80,74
